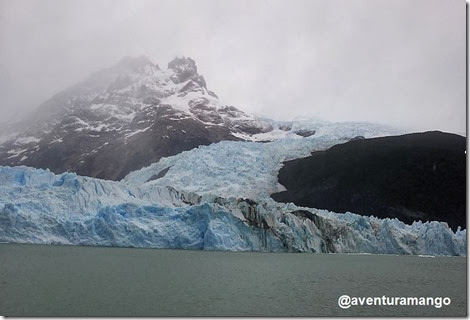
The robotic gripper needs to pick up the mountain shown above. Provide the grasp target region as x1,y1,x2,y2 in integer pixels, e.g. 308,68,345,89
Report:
0,56,277,180
271,131,466,231
0,55,465,256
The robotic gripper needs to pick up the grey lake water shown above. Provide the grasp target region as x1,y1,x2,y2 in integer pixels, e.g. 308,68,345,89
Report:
0,243,466,317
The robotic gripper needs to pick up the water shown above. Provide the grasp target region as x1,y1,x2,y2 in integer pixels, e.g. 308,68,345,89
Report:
0,243,466,317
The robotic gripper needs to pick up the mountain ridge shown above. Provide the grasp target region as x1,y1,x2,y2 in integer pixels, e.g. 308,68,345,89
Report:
0,56,281,180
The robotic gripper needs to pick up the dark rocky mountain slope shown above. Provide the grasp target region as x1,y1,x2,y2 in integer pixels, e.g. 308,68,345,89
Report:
271,131,466,230
0,56,274,180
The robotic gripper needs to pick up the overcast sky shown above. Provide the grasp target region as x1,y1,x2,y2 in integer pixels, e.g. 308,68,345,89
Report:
0,0,465,134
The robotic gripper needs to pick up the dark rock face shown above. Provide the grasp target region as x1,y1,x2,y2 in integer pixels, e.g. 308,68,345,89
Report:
271,131,466,231
349,135,365,141
294,129,315,137
145,167,171,182
278,123,292,131
168,56,207,88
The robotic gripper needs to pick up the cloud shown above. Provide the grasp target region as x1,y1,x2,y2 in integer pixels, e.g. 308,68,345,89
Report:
0,0,465,134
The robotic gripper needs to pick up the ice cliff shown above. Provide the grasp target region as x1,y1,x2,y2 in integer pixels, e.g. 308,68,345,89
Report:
0,121,466,255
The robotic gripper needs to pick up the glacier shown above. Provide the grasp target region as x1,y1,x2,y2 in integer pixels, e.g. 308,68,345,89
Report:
123,120,405,199
0,121,466,256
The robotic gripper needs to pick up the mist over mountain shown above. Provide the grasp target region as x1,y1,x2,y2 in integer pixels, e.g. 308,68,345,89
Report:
0,56,279,180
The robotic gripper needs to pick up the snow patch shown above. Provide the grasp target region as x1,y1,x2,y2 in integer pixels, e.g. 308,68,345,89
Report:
13,136,41,145
50,138,63,144
124,125,153,138
6,148,28,159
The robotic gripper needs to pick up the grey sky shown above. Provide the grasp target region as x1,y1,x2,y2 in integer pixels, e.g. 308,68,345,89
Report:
0,0,465,134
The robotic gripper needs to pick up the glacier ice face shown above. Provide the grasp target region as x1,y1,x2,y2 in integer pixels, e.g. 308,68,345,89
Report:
0,166,202,219
0,121,465,256
0,165,465,256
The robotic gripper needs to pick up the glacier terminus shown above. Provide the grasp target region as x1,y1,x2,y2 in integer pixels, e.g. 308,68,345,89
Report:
0,120,465,256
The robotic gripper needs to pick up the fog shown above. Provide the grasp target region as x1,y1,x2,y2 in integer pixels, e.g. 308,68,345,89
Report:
0,0,465,134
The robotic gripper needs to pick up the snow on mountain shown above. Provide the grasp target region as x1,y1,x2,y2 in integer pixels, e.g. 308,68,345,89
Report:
0,56,274,180
0,165,465,255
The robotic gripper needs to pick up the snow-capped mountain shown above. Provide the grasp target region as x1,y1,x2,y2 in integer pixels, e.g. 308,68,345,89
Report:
0,55,464,256
0,56,277,180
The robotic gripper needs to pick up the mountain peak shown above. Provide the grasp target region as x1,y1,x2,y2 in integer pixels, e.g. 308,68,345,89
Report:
168,56,197,72
167,56,205,87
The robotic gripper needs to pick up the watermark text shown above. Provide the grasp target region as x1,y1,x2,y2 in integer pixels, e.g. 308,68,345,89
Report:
338,295,451,309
